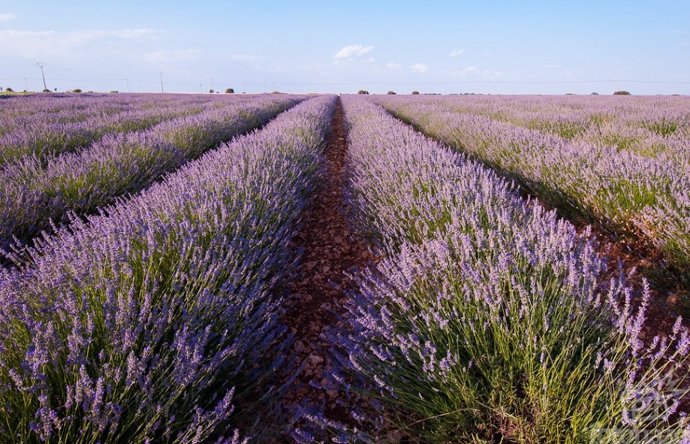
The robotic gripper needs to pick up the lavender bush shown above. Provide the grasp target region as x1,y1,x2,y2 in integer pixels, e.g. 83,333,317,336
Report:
0,95,336,442
373,95,690,276
336,96,690,443
0,94,226,165
0,95,303,252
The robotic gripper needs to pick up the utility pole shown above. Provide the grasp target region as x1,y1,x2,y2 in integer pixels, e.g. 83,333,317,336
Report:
23,77,28,91
159,72,164,93
36,62,47,91
125,78,130,93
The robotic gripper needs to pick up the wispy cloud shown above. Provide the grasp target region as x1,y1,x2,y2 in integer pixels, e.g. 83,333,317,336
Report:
333,44,374,62
541,64,561,69
410,63,428,73
386,62,403,68
0,13,16,22
0,28,161,59
449,49,464,57
674,29,689,35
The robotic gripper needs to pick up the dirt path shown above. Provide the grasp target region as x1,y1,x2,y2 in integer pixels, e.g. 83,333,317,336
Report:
281,97,375,440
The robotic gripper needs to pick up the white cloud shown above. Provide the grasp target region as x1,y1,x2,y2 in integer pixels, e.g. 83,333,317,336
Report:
410,63,428,73
334,44,373,61
386,62,402,68
0,28,161,59
449,49,464,57
0,13,16,22
674,29,689,35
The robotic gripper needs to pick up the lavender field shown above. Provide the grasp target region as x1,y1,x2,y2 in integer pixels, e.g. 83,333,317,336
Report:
0,92,689,444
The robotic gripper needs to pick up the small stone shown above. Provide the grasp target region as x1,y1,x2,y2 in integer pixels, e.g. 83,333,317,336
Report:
308,353,324,366
386,430,406,443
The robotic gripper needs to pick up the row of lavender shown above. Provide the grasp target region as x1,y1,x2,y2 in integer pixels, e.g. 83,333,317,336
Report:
0,93,254,165
0,93,160,133
0,95,336,442
428,94,690,164
0,94,303,252
333,96,689,443
0,94,210,129
374,95,690,277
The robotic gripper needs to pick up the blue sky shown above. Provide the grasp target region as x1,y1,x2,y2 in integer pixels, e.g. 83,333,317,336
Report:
1,0,689,94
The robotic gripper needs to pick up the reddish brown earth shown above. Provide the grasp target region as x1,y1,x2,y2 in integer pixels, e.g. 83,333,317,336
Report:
582,226,689,335
281,97,376,439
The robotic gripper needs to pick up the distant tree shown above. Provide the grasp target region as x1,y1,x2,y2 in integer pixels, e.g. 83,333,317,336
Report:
110,90,119,94
0,87,3,92
72,88,82,93
411,90,420,95
209,89,215,93
613,90,631,95
591,92,599,95
6,87,14,92
387,90,396,95
565,93,575,95
357,90,369,95
225,88,234,93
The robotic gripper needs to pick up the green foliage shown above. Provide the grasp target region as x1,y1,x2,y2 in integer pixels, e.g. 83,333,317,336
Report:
646,120,678,137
